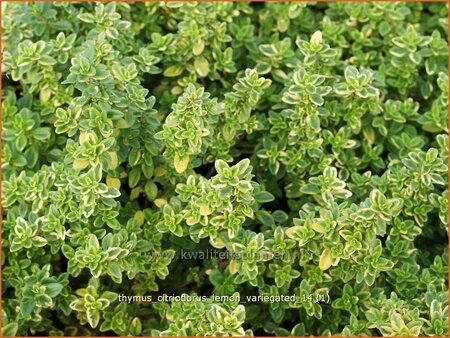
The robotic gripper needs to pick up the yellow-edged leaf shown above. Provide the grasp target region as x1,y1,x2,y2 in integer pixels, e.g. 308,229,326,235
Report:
285,226,302,239
311,222,326,233
144,181,158,200
107,151,119,170
229,260,238,274
73,159,90,170
210,236,226,249
194,58,209,78
174,154,189,173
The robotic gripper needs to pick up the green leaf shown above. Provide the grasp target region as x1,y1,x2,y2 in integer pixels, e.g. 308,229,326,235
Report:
107,263,122,282
39,56,57,66
15,134,27,152
62,244,75,259
32,127,51,141
174,154,190,174
300,183,319,194
256,210,274,227
24,145,39,167
310,94,324,106
46,283,63,297
20,300,35,317
128,167,141,188
86,309,100,328
2,323,19,337
254,191,275,203
378,21,391,36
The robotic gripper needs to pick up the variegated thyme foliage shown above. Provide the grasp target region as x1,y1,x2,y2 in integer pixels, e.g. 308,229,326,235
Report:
1,2,448,336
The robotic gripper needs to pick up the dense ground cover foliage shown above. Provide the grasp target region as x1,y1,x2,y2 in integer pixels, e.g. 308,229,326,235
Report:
1,1,449,336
